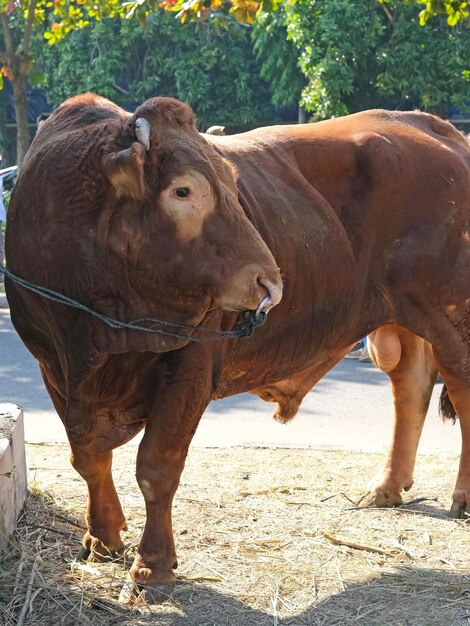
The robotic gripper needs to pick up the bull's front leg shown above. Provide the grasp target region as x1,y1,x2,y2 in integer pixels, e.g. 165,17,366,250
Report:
43,375,135,561
70,445,128,560
124,348,214,601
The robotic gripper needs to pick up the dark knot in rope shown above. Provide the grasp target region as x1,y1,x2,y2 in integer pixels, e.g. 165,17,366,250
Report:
0,264,269,343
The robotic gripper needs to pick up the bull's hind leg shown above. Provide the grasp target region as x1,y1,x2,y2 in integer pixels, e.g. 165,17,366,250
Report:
431,364,470,518
364,325,438,506
405,293,470,517
70,444,128,560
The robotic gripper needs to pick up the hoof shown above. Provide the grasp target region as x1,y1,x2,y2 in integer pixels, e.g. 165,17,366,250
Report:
87,546,125,562
449,500,470,519
119,573,175,605
78,538,125,563
358,489,404,508
359,476,413,508
75,546,91,561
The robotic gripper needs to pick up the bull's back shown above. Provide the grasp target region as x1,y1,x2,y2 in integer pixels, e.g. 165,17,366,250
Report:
216,108,468,150
218,108,470,251
212,110,470,390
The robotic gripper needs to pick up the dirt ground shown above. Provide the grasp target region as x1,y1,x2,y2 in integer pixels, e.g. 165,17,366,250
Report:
0,443,469,625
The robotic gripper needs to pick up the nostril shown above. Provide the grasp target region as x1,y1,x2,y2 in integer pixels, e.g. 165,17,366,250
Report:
258,278,283,310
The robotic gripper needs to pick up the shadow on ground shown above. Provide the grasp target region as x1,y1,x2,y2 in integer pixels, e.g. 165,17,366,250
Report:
1,487,468,626
153,567,470,626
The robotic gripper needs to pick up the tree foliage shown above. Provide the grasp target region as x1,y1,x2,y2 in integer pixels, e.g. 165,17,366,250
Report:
0,0,468,166
153,0,469,27
38,14,273,128
282,0,470,119
393,0,469,26
0,0,134,165
252,8,305,108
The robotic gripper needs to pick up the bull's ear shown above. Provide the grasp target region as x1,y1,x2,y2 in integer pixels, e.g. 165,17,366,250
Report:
102,142,146,200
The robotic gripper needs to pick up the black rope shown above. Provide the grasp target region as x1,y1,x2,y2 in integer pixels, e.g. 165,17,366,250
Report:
0,264,268,343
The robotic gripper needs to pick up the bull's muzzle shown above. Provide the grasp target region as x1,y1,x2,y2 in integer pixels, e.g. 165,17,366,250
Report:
257,278,283,313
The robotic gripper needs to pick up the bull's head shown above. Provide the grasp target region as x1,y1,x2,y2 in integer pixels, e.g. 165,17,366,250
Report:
100,97,282,333
11,94,282,355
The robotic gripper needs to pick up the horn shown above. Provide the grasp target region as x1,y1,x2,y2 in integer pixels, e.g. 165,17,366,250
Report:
135,117,151,151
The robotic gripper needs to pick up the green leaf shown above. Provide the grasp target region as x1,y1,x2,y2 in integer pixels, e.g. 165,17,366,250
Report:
29,68,46,86
260,0,280,12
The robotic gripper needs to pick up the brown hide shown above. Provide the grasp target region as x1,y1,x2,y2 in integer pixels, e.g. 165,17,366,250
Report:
6,94,281,438
6,96,470,588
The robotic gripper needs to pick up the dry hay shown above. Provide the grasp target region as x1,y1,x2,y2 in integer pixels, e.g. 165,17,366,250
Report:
0,443,469,625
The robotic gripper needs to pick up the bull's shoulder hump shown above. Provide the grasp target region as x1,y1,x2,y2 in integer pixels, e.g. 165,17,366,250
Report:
57,92,129,117
49,93,130,135
26,93,131,163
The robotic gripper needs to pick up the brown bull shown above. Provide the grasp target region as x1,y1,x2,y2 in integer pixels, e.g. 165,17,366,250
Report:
5,94,470,600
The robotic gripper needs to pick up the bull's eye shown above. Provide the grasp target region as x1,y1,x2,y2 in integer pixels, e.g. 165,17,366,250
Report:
174,187,190,199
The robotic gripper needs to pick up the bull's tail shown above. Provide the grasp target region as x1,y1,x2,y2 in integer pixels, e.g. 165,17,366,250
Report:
439,384,458,423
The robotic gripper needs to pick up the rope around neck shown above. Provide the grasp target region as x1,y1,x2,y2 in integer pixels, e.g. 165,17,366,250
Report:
0,264,268,343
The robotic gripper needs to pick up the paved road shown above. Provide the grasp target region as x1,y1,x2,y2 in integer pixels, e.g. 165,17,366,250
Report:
0,304,461,454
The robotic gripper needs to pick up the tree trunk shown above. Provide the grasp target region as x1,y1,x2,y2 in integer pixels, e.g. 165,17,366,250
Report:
12,73,30,170
1,1,37,170
298,104,307,124
0,98,7,162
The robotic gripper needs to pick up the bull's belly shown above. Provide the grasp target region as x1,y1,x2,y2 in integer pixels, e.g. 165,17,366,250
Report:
213,345,348,400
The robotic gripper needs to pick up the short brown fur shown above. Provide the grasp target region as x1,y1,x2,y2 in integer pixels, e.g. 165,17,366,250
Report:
6,96,470,597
